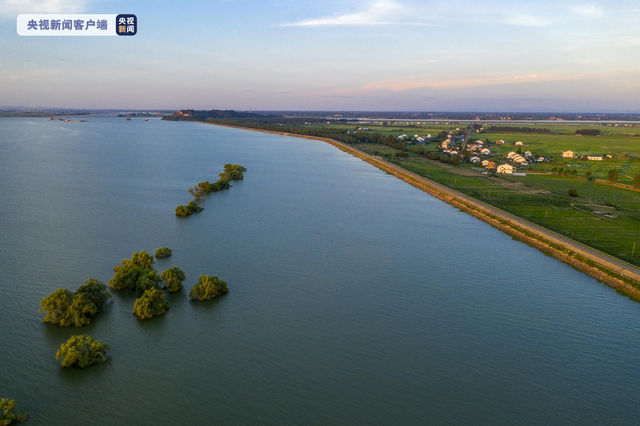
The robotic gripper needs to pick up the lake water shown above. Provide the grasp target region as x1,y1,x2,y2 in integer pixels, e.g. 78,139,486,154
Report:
1,117,640,425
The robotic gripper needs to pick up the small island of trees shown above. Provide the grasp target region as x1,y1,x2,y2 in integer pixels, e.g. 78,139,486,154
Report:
39,279,110,327
56,335,110,368
176,164,246,217
175,201,204,217
108,250,162,291
219,163,246,181
0,399,28,425
161,266,186,292
189,275,229,301
133,288,169,320
155,246,172,258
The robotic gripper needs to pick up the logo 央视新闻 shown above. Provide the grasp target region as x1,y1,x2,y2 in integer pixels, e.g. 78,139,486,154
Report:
116,14,137,36
17,14,137,36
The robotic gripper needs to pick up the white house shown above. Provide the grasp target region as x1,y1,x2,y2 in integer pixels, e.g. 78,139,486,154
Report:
482,160,490,166
588,155,603,161
497,164,515,174
496,139,505,145
562,150,574,158
515,141,523,146
470,156,481,163
480,148,491,155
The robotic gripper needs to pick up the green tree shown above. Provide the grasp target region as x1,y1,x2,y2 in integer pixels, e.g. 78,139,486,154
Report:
55,335,110,368
0,399,28,425
219,164,246,181
76,279,110,307
108,251,160,291
568,189,579,197
155,247,172,258
188,185,205,199
39,288,73,325
586,171,593,180
161,266,186,293
39,280,110,327
133,288,169,320
175,205,191,216
608,168,619,182
189,275,229,301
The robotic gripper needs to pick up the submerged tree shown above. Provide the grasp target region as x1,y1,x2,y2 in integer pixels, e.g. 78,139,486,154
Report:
219,164,246,181
175,201,204,217
39,279,110,327
133,288,169,320
188,185,206,199
108,251,161,292
198,179,231,193
175,205,192,216
161,266,186,293
0,399,28,425
189,275,229,301
55,335,110,368
155,246,172,258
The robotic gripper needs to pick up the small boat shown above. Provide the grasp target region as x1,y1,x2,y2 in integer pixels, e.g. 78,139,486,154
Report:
126,118,131,121
143,119,150,121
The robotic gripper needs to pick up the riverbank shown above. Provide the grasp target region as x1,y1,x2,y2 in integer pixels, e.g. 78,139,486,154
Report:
199,121,640,301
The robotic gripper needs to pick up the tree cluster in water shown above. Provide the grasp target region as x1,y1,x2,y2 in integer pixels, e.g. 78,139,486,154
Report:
0,398,28,425
39,279,111,327
39,246,229,372
176,164,246,216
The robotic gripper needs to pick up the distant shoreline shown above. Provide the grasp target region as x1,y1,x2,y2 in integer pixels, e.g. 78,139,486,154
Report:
199,120,640,302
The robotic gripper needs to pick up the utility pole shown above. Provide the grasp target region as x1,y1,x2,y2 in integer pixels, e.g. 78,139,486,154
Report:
632,242,636,260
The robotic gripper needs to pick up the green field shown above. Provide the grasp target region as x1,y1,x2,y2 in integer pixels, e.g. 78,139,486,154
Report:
318,121,640,184
350,140,640,266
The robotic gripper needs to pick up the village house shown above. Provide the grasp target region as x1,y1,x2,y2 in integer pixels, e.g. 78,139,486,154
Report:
588,155,603,161
470,156,481,164
496,139,505,145
515,141,524,146
497,164,515,174
480,148,491,155
562,150,574,158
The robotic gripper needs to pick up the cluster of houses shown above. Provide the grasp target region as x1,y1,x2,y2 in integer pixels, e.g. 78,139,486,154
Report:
397,133,432,145
561,150,611,161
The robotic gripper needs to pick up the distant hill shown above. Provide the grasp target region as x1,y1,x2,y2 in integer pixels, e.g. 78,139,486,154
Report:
162,109,267,121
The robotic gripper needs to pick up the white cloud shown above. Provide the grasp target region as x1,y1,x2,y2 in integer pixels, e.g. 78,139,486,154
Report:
503,14,552,27
281,0,437,27
0,0,92,18
572,4,605,18
361,73,574,91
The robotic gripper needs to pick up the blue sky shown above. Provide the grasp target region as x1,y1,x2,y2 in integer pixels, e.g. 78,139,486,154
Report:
0,0,639,111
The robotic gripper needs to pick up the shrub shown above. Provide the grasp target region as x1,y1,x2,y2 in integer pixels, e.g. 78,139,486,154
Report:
108,251,161,292
155,247,172,258
0,399,28,424
161,266,186,293
133,288,169,320
189,275,229,301
568,189,579,197
39,279,110,327
56,335,110,368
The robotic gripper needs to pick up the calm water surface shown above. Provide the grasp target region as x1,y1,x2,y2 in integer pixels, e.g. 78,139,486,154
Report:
1,118,639,425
